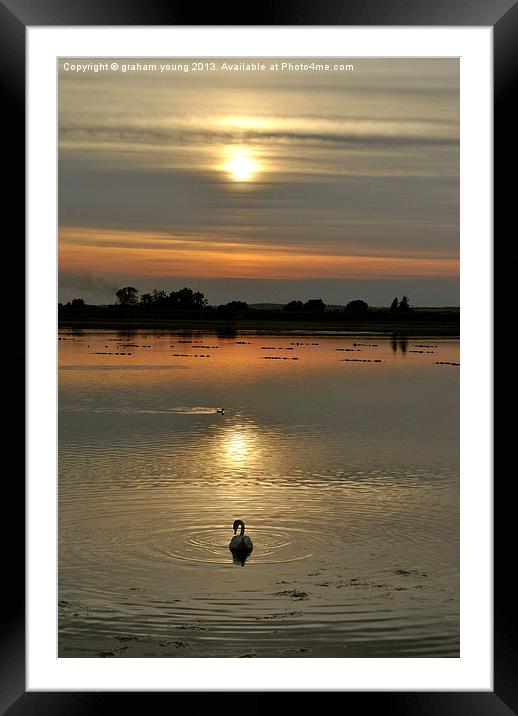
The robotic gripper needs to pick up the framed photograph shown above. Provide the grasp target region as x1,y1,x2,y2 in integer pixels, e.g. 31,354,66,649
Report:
9,0,507,710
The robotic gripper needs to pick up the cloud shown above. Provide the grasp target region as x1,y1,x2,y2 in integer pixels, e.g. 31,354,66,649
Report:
59,227,459,281
59,123,458,150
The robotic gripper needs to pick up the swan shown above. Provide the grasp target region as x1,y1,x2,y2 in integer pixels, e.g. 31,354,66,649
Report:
216,408,225,414
229,519,253,553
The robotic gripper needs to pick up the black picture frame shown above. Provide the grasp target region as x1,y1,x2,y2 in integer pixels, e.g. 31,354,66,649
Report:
9,0,507,712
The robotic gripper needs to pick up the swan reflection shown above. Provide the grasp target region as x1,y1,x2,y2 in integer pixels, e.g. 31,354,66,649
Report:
231,551,252,566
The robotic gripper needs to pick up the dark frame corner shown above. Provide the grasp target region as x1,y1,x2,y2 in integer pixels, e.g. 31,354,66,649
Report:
10,0,510,712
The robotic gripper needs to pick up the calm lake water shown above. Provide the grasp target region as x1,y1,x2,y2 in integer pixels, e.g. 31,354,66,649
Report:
58,329,459,658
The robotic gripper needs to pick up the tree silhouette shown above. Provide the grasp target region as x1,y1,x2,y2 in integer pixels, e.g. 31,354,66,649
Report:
116,286,139,306
168,287,207,309
70,298,85,308
152,289,168,305
345,299,369,312
140,289,167,307
304,299,326,312
138,287,208,309
225,300,248,310
389,297,399,311
217,300,248,317
399,295,411,312
283,300,305,311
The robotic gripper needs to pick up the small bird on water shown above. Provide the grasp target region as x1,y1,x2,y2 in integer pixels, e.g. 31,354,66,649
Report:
229,519,253,553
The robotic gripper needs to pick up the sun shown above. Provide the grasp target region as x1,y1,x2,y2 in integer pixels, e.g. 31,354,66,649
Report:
223,147,260,182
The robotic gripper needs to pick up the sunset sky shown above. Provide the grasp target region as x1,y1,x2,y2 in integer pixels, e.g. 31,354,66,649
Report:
58,58,459,306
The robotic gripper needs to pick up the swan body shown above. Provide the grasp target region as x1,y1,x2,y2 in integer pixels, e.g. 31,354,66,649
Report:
229,520,253,552
229,534,253,551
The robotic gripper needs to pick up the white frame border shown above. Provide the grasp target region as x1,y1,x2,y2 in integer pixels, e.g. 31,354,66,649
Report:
27,26,492,691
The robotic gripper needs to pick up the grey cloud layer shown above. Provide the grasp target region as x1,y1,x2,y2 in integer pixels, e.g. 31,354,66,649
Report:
60,124,458,149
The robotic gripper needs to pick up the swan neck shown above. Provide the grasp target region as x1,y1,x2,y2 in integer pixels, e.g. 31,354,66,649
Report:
239,522,245,536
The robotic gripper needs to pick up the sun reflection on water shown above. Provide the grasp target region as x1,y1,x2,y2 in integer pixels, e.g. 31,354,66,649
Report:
223,427,256,465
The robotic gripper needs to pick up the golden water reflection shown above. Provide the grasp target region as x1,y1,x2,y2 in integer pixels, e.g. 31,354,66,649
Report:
223,427,255,465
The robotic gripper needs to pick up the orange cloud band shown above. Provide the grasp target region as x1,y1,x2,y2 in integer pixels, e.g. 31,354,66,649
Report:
59,227,459,279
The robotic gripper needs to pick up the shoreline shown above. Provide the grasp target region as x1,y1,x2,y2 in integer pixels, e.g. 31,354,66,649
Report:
58,317,459,337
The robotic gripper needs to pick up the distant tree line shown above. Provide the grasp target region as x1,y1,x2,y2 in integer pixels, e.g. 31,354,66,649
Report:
284,299,325,312
283,298,371,312
60,287,414,314
113,286,249,314
58,287,461,333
